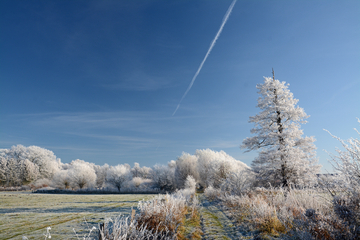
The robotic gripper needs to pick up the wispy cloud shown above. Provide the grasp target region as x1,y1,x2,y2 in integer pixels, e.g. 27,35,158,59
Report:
103,72,175,91
324,81,359,105
207,140,243,149
64,132,157,147
173,0,237,116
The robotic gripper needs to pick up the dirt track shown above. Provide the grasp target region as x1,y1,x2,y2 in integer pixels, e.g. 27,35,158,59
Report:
199,195,251,240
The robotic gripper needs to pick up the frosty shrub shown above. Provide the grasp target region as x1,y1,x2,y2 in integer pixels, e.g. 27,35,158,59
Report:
137,194,187,234
326,119,360,192
174,174,198,205
99,215,177,240
213,184,360,239
101,178,199,239
204,185,222,201
318,119,360,239
213,187,333,238
184,175,196,192
195,148,250,188
102,193,192,239
220,169,255,196
30,178,52,190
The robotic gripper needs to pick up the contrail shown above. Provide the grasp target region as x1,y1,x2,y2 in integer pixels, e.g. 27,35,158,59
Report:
172,0,237,116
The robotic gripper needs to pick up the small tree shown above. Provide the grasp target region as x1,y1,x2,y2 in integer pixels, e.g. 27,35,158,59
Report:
131,162,152,179
175,152,199,189
0,157,7,186
196,149,249,188
20,159,39,184
68,159,97,189
152,163,176,191
52,170,71,189
94,164,109,188
106,164,132,192
241,71,320,188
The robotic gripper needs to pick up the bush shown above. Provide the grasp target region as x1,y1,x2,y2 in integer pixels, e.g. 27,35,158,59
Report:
100,177,199,239
99,215,177,240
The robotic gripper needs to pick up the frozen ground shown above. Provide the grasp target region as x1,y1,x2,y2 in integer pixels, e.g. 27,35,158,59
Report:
0,192,154,240
199,195,253,240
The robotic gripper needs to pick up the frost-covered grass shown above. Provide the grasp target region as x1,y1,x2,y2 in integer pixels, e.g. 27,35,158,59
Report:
205,187,360,239
0,192,154,240
100,176,199,239
100,194,195,239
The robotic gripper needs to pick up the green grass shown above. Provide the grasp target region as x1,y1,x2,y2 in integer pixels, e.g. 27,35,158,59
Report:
0,192,155,240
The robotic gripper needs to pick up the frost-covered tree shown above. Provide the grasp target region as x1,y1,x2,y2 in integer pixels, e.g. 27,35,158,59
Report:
68,159,97,189
51,170,71,189
152,163,176,191
175,152,199,189
196,149,249,188
0,145,61,183
0,156,7,185
139,166,152,179
0,158,21,186
106,164,132,192
131,162,142,178
94,164,109,188
131,162,152,179
220,170,255,195
20,159,39,184
125,177,153,191
241,72,320,188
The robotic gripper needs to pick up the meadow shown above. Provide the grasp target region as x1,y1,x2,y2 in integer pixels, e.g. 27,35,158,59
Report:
0,192,155,240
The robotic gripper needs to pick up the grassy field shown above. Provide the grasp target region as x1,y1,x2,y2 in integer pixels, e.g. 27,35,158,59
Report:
0,192,155,240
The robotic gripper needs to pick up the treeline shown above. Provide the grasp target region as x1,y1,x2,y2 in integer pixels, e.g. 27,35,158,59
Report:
0,145,250,192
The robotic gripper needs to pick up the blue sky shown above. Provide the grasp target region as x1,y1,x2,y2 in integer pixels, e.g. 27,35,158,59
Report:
1,0,359,172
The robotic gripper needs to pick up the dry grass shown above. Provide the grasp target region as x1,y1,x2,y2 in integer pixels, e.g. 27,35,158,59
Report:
136,194,188,234
177,208,203,240
205,186,360,239
100,186,199,239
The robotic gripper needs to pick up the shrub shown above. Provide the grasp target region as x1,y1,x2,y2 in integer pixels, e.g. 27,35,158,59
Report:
99,215,177,240
204,185,221,201
136,194,187,234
